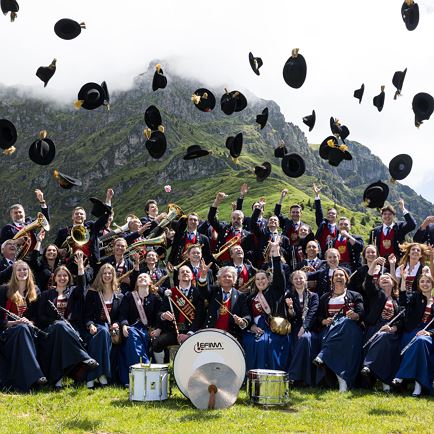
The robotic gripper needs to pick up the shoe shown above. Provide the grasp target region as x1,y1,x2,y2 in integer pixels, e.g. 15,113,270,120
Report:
382,383,391,392
412,381,422,397
337,375,348,393
37,377,48,386
83,359,99,370
313,356,324,367
360,367,371,377
86,380,95,389
98,375,108,386
392,378,403,386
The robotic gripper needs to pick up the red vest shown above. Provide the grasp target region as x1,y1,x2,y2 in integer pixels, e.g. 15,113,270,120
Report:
236,265,249,289
334,237,350,264
318,224,337,253
219,232,241,263
286,225,299,246
183,232,197,254
379,227,395,257
215,296,231,331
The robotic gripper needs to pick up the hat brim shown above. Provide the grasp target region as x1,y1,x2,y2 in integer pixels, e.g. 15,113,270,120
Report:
303,110,316,132
282,54,307,89
256,108,269,129
54,19,82,40
248,52,261,75
281,153,305,178
389,154,413,180
183,149,210,160
0,119,18,149
28,138,56,165
78,82,104,110
353,84,365,103
90,197,112,218
146,131,167,159
192,88,216,112
363,181,389,208
373,92,385,112
55,171,82,189
254,162,272,181
144,105,163,130
152,70,167,91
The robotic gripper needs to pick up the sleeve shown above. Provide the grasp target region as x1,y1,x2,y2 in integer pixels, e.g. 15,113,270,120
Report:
400,213,417,237
250,207,264,237
40,205,50,223
236,197,244,211
119,293,130,326
0,266,13,285
315,198,324,228
270,256,285,298
412,227,426,244
351,291,365,320
363,274,379,297
37,292,56,328
304,293,319,331
207,206,222,233
274,203,285,229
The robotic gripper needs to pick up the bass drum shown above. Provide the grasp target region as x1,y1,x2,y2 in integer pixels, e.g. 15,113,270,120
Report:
174,328,246,397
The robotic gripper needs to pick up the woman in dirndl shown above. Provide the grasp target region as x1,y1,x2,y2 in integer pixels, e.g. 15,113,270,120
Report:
118,255,162,386
37,251,98,389
360,257,402,391
84,263,123,388
243,240,291,372
286,269,320,386
0,261,46,392
314,267,364,392
392,270,434,397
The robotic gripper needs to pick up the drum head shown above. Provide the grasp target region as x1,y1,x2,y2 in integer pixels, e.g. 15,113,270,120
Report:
174,328,246,398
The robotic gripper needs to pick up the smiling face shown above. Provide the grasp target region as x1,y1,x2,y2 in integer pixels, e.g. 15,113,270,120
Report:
147,202,158,217
255,272,269,291
306,241,319,259
332,269,347,288
145,250,158,266
409,244,422,261
326,249,340,268
230,245,244,261
419,275,433,294
101,266,114,284
338,218,350,232
382,210,394,226
114,239,127,257
2,241,16,260
45,244,58,261
72,208,86,225
231,211,244,229
327,208,337,223
15,262,29,281
364,245,377,263
290,206,301,222
267,216,279,232
55,269,70,287
137,272,152,287
298,224,310,239
178,265,193,283
10,205,25,223
378,274,394,293
292,271,306,291
188,246,202,263
218,269,236,289
187,214,199,231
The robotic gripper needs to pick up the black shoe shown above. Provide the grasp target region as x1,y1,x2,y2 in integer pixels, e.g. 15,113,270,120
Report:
83,359,99,370
360,367,371,377
313,356,324,367
37,376,48,386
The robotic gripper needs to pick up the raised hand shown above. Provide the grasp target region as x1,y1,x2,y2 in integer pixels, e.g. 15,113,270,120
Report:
35,189,45,203
199,259,213,279
240,183,249,197
312,183,321,196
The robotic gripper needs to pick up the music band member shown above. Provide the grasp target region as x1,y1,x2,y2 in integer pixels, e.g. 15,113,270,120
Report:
413,215,434,246
0,189,49,245
0,240,17,284
198,264,251,341
153,265,205,361
118,271,162,385
369,200,416,259
235,183,268,231
274,189,304,246
228,245,256,290
314,268,364,392
207,192,251,264
332,217,364,272
37,253,98,389
0,261,47,391
243,241,291,372
84,263,123,388
313,183,338,255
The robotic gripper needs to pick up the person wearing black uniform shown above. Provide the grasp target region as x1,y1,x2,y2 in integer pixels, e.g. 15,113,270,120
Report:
227,244,256,291
84,263,123,388
413,216,434,246
37,252,98,389
137,249,170,295
0,261,46,392
274,189,304,246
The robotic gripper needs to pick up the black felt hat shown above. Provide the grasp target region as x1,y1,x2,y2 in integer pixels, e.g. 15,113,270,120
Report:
183,145,211,160
282,48,307,89
101,81,110,108
256,107,268,129
54,18,86,40
220,90,248,115
225,133,243,159
0,119,17,151
53,170,82,189
152,64,167,91
373,86,386,112
28,131,55,165
254,162,271,182
274,144,288,159
319,136,352,167
401,1,419,31
303,110,316,132
353,84,364,103
330,118,350,143
392,68,407,99
249,52,263,76
35,59,57,88
144,105,163,131
281,153,305,178
90,197,111,218
145,131,167,159
363,181,389,209
412,92,434,127
191,88,216,112
389,154,413,181
76,82,105,110
1,0,18,21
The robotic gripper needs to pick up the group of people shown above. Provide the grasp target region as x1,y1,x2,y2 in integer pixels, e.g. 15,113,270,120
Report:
0,183,433,398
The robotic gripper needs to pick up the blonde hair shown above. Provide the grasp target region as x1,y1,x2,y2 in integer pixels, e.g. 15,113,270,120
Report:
7,260,38,305
398,242,430,267
91,263,120,293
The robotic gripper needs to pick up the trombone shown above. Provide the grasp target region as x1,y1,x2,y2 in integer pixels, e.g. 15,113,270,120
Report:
212,237,240,261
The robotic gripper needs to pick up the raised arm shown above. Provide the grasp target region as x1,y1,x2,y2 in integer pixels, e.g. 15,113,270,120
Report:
207,192,227,233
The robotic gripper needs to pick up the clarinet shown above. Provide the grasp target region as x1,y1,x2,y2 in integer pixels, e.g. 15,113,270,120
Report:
328,295,348,328
400,317,434,356
0,305,48,337
48,300,83,343
363,308,405,349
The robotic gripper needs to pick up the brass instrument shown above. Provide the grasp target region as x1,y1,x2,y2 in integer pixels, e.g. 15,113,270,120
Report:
61,225,90,259
299,265,316,273
13,212,50,260
212,237,240,261
99,214,137,256
150,273,170,292
123,233,167,261
269,316,292,335
146,203,184,238
173,258,189,272
237,274,256,293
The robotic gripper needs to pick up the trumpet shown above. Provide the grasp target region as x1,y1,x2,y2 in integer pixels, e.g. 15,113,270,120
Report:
13,212,50,260
212,237,240,261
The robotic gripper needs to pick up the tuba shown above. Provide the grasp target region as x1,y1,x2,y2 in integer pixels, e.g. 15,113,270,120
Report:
146,203,184,238
61,225,90,260
13,212,50,260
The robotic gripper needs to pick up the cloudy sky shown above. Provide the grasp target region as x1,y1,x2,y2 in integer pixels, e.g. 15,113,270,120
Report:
1,0,434,205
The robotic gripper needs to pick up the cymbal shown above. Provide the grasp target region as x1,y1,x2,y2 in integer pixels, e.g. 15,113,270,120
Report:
187,362,240,410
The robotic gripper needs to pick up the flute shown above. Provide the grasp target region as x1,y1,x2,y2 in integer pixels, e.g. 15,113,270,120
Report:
48,300,83,342
0,305,48,337
400,317,434,356
363,308,404,349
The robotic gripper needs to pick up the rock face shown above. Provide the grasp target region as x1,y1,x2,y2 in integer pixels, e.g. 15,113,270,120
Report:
0,64,432,233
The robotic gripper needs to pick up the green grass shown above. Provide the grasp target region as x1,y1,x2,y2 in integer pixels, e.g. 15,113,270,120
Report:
1,385,433,433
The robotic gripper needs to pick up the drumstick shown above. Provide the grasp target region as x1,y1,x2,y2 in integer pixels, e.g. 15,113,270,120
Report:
214,298,248,329
164,289,181,343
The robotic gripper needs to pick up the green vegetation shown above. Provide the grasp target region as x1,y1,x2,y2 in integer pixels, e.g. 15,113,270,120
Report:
0,385,432,433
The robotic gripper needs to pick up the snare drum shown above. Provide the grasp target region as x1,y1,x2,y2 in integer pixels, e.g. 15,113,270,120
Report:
247,369,289,406
129,363,169,402
174,328,246,397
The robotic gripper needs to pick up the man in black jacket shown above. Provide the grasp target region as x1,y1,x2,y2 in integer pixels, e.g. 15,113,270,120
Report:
369,200,416,259
274,189,304,246
413,215,434,246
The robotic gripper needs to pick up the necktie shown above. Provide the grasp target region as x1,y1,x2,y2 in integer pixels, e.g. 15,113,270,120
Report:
223,291,230,301
236,265,242,274
8,260,13,266
187,232,194,240
271,233,276,242
385,227,390,236
308,260,314,266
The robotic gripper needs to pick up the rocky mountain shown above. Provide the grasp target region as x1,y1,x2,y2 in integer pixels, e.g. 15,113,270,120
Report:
0,63,432,241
